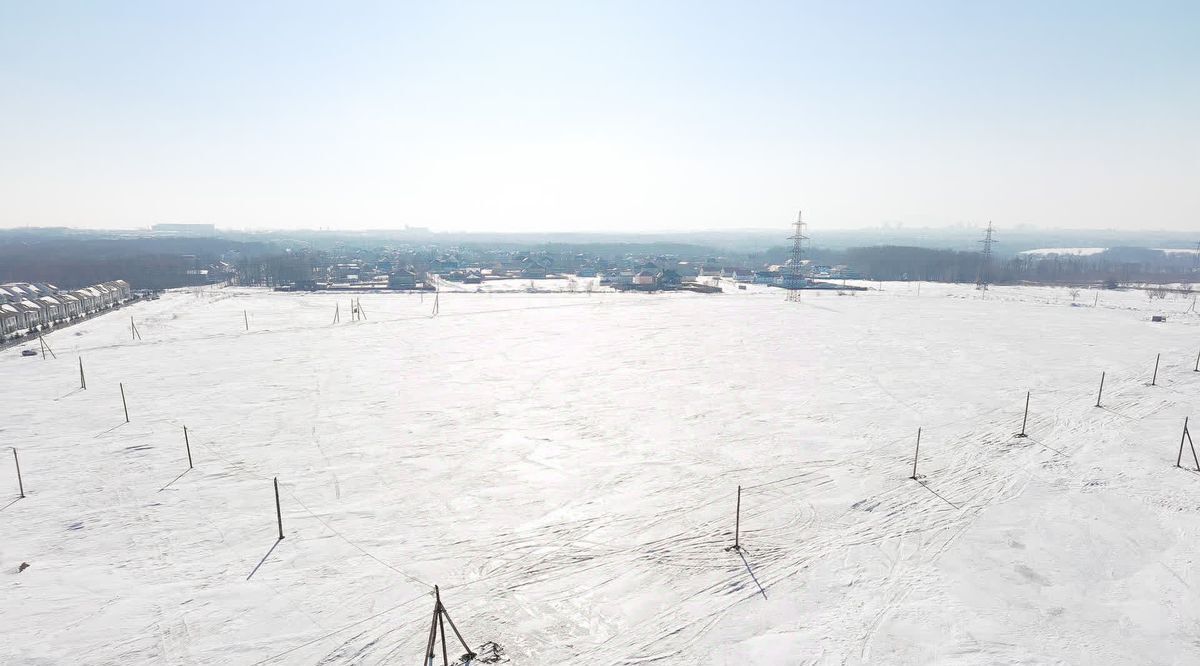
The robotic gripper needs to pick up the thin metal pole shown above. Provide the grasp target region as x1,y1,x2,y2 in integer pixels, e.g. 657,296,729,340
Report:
1017,392,1030,437
79,357,86,390
244,310,249,331
274,477,284,540
910,427,921,479
1095,372,1105,408
120,382,129,422
1152,353,1160,386
184,426,193,469
734,485,741,550
1194,347,1199,372
13,448,24,498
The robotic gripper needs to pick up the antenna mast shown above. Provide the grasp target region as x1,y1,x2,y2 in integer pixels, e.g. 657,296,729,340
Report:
786,210,808,302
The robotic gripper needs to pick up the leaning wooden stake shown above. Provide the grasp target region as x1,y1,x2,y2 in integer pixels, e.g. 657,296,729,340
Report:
1194,346,1199,373
1177,417,1199,471
1095,372,1105,408
79,357,86,390
734,485,741,550
12,448,25,498
274,477,284,540
910,428,922,479
1151,353,1161,386
244,310,249,331
120,383,130,423
1016,392,1030,438
184,426,193,469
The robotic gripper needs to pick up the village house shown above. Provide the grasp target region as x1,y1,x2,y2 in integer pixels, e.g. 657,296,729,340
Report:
1,279,133,341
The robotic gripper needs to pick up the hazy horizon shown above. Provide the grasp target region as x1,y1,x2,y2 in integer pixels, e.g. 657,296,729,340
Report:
2,2,1197,233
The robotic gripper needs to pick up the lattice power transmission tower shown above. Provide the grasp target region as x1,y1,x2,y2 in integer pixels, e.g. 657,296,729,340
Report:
786,210,809,302
976,222,998,292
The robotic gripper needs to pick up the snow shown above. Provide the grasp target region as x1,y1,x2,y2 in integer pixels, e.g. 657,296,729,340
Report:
1018,247,1109,256
2,283,1200,664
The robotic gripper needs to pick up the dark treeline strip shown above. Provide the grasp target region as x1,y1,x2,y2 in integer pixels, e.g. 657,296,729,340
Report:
0,237,277,290
760,245,1198,285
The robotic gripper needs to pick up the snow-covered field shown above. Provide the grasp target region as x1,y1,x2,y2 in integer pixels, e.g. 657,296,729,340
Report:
3,283,1199,665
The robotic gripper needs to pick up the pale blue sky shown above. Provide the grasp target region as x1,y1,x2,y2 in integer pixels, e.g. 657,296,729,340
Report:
1,1,1196,232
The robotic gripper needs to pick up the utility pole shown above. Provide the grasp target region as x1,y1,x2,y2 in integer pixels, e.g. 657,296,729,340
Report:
976,222,997,293
786,210,808,302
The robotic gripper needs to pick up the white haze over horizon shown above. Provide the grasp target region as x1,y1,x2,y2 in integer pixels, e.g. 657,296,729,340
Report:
1,2,1197,233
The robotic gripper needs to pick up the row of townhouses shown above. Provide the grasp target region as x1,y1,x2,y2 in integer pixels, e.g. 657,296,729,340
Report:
0,280,133,339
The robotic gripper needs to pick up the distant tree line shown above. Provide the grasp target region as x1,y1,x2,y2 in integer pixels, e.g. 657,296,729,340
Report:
762,244,1199,285
234,251,325,286
0,236,277,290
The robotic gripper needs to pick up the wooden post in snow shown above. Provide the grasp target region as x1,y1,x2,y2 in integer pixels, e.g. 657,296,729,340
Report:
734,485,741,551
244,310,249,331
1151,353,1161,386
120,383,129,423
184,426,193,469
424,585,475,666
1016,392,1030,438
1095,372,1105,408
79,357,86,390
12,448,24,498
274,477,284,540
1177,417,1199,471
910,428,922,479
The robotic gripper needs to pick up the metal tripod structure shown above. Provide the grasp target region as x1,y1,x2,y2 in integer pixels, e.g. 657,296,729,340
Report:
786,210,808,302
976,222,997,292
424,586,474,666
